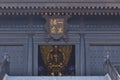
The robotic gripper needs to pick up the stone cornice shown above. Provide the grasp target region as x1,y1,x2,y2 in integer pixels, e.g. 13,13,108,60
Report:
0,2,120,9
0,8,120,16
0,0,120,3
0,1,119,15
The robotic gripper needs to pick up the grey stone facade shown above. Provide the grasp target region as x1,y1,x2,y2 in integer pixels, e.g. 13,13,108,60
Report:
0,15,120,76
0,0,119,76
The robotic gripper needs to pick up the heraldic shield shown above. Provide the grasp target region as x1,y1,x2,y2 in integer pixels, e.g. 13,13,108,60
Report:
40,45,72,76
45,17,68,40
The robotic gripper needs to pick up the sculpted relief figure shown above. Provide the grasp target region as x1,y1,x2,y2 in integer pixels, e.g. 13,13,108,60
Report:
47,45,64,76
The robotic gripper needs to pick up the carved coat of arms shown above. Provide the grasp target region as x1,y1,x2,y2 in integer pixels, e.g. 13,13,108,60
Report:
45,17,68,41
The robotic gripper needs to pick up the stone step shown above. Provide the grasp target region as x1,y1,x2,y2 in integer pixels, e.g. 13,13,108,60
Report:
3,74,111,80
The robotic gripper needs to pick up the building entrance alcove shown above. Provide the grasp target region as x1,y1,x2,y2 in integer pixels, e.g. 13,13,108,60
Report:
38,45,75,76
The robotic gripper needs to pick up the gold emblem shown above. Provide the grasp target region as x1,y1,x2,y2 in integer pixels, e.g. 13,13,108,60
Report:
45,16,68,41
49,18,64,34
40,45,72,76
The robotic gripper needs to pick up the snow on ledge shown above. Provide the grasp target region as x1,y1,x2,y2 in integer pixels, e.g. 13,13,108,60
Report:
105,74,111,80
3,74,8,80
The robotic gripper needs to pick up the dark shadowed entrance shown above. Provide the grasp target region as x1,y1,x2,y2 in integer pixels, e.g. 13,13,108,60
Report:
38,45,75,76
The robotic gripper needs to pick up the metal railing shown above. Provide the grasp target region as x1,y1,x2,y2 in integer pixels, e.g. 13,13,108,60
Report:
0,58,9,80
105,59,120,80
